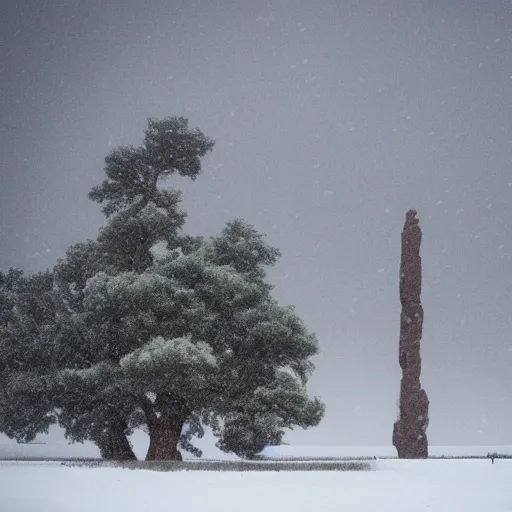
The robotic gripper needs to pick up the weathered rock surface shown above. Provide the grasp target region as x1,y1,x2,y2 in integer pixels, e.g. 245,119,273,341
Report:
392,210,429,459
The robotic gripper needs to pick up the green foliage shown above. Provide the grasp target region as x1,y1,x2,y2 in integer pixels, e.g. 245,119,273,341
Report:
89,117,214,218
0,269,58,441
216,371,325,459
143,117,215,178
207,219,281,280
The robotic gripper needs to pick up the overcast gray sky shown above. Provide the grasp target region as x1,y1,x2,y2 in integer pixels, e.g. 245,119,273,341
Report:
1,0,511,448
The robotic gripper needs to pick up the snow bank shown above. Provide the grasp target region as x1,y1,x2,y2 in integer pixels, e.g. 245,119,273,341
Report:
1,459,511,511
260,444,512,459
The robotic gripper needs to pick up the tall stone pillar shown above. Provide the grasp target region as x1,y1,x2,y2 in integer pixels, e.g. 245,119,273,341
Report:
392,210,429,459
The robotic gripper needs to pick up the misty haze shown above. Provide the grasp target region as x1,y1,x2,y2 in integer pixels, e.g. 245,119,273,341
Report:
1,1,511,510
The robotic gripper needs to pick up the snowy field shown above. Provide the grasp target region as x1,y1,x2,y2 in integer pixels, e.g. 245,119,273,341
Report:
260,444,512,459
1,459,511,512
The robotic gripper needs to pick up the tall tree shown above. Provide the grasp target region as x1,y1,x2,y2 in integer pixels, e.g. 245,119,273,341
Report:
0,117,214,459
0,116,324,460
51,116,215,458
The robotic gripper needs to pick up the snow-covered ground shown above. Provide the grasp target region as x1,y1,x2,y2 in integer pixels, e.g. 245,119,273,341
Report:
260,444,512,459
1,459,511,511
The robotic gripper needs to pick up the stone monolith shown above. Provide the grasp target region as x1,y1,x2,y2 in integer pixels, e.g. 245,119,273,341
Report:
392,209,429,459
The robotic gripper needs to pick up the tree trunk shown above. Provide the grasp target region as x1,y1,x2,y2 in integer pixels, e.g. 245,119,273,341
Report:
144,394,188,461
145,416,185,461
97,421,137,461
